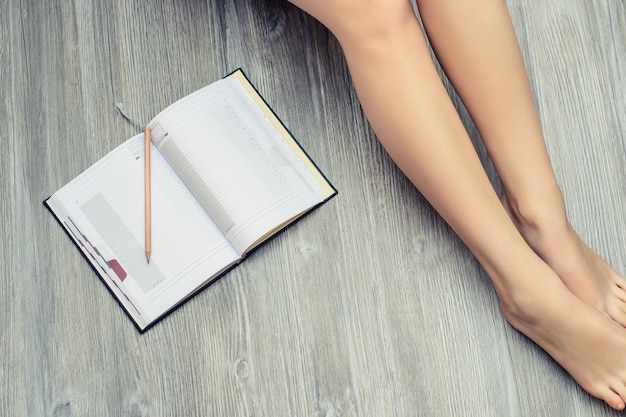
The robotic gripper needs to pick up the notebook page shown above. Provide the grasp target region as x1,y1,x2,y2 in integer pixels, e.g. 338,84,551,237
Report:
150,76,322,254
47,135,240,326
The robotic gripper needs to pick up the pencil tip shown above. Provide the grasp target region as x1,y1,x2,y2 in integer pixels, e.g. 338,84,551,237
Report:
146,252,151,263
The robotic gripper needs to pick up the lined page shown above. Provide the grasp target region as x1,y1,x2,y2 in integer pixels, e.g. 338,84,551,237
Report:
149,75,323,254
47,135,241,325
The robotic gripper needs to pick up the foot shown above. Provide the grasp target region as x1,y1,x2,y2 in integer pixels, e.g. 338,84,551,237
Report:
501,195,626,327
498,262,626,411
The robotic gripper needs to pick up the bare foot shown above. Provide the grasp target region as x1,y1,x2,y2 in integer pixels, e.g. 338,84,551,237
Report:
501,195,626,327
498,261,626,411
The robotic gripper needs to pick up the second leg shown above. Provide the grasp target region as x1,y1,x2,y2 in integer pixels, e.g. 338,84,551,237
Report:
416,0,626,326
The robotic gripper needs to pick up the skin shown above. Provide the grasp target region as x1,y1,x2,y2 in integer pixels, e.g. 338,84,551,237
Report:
286,0,626,410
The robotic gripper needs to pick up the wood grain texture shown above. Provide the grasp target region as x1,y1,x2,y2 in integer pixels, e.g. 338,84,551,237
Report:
1,0,624,416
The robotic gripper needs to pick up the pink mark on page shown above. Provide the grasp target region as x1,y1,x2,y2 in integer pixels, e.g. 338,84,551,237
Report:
106,259,127,281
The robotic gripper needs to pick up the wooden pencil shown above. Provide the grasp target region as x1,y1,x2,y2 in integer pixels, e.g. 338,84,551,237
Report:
144,127,152,263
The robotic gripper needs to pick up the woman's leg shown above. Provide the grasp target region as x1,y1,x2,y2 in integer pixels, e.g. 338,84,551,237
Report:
415,0,626,326
287,0,626,409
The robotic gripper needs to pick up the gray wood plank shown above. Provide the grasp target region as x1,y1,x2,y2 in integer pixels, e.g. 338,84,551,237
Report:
1,0,625,416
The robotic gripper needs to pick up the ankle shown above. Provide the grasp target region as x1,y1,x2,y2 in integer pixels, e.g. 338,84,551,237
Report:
498,267,572,330
504,191,569,239
486,253,560,325
500,284,550,332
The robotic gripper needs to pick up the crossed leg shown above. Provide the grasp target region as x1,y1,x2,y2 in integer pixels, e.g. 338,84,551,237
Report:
287,0,626,410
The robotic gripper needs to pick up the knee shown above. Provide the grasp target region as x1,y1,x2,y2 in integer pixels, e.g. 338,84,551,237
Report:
295,0,417,44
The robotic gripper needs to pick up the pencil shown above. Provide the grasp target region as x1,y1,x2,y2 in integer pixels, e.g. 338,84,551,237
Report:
144,127,152,263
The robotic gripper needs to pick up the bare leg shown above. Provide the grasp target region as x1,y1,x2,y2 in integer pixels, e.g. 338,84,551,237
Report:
287,0,626,409
416,0,626,326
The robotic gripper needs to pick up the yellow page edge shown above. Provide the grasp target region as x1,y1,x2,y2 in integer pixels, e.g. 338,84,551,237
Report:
230,70,336,199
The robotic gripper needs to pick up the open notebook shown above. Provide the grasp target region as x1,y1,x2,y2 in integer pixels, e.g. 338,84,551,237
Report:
45,69,336,331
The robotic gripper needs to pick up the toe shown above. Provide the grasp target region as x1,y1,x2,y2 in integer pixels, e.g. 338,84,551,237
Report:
610,394,626,411
608,382,626,411
613,282,626,303
614,277,625,290
600,388,625,411
607,305,626,328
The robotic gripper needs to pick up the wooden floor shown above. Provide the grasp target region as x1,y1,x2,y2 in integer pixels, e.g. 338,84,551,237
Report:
2,0,625,415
